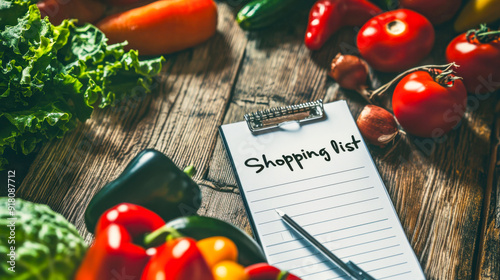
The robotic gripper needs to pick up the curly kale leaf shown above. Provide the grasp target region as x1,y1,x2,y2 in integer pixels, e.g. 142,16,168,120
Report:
0,3,164,170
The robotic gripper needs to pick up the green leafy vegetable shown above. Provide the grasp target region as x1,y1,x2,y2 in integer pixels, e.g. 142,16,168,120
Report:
0,197,87,279
0,2,164,170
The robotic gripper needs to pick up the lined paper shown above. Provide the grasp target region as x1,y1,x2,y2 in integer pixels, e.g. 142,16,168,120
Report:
220,101,425,280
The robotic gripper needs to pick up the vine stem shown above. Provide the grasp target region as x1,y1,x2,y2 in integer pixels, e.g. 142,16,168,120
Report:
466,24,500,43
477,30,500,37
366,62,459,103
370,62,458,98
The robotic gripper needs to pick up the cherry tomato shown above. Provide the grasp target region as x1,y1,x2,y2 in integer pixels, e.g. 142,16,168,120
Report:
356,9,435,72
212,261,249,280
445,26,500,94
392,70,467,137
399,0,461,25
197,236,238,268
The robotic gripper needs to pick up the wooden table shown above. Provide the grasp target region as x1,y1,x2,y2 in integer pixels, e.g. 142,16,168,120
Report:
8,3,500,280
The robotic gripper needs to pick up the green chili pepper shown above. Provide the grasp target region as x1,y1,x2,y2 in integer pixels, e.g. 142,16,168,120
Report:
84,149,202,233
144,215,267,266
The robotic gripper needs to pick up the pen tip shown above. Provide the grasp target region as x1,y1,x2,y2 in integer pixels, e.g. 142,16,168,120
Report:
275,209,285,217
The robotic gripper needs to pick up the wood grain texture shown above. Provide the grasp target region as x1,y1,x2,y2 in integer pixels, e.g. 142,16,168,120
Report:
478,101,500,280
208,10,342,185
16,3,247,243
205,9,341,234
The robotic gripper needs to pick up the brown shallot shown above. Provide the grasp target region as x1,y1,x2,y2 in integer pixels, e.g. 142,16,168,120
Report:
356,105,400,147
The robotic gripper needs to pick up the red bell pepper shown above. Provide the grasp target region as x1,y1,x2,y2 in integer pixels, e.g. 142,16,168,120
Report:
245,263,301,280
76,203,166,280
305,0,382,50
75,224,154,280
141,237,214,280
95,203,166,237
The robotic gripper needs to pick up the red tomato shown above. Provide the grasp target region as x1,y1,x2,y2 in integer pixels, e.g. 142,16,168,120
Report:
356,9,435,72
399,0,461,25
392,70,467,137
445,27,500,94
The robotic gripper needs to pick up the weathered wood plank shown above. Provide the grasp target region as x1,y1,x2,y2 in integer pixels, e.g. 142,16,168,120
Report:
204,12,342,232
16,3,247,242
197,182,253,234
205,21,496,280
207,13,343,182
478,100,500,280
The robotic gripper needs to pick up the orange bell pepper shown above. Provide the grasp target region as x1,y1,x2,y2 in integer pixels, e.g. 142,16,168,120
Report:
96,0,218,55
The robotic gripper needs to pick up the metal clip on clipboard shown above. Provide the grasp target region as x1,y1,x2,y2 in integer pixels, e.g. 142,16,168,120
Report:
244,100,325,133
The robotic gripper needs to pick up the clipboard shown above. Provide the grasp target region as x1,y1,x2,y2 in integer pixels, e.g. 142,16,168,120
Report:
244,100,325,133
219,100,425,280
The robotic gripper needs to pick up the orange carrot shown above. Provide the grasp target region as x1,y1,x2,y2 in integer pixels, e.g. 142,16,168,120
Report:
96,0,218,55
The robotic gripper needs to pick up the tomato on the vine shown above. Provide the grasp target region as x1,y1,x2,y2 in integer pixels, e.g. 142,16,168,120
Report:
356,9,435,72
446,25,500,94
392,70,467,138
399,0,461,25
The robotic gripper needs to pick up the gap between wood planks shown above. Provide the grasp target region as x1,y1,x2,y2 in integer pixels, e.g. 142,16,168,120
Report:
197,43,248,181
198,178,240,194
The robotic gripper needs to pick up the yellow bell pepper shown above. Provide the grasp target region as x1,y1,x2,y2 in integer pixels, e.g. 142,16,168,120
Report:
454,0,500,32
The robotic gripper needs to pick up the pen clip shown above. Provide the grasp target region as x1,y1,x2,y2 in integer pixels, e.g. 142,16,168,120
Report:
345,261,376,280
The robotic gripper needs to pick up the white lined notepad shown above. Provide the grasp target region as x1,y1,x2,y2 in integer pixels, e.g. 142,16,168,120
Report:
220,101,425,280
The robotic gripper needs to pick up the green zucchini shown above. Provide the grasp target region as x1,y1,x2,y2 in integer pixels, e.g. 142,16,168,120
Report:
236,0,299,30
145,216,267,266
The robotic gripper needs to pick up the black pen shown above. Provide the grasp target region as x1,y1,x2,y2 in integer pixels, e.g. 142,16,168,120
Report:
275,209,376,280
